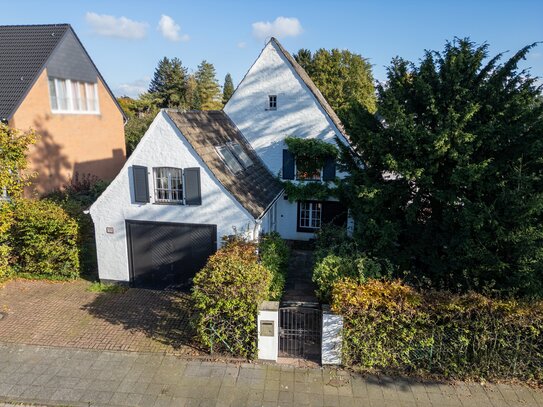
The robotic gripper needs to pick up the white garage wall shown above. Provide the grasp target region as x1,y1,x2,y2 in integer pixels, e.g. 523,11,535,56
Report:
90,111,256,282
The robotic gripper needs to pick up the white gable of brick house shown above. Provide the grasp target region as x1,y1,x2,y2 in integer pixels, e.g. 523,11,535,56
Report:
224,38,350,177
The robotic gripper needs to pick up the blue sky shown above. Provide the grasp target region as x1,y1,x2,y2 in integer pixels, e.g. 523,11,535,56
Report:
2,0,542,97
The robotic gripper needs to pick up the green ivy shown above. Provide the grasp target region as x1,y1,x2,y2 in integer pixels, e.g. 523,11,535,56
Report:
283,180,336,203
284,136,338,176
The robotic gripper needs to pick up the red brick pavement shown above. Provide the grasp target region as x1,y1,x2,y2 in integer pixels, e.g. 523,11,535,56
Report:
0,279,202,356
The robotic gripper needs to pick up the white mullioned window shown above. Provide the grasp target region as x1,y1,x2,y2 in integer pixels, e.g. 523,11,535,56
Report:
299,201,322,230
154,167,183,203
48,77,99,114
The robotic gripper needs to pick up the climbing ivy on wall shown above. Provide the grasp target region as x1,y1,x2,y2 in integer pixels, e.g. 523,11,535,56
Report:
284,136,338,177
283,137,339,202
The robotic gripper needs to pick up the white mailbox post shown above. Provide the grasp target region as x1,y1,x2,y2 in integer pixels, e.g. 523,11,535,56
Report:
321,305,343,365
257,301,279,361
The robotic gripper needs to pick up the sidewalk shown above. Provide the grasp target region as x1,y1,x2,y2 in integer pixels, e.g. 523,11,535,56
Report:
0,343,542,407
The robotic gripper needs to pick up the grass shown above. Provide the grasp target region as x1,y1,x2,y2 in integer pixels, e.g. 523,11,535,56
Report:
87,281,128,294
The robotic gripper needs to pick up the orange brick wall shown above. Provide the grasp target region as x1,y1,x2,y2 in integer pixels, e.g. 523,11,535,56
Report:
9,69,126,195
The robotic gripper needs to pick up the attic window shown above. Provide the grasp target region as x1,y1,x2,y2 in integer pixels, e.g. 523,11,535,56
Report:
216,142,253,174
48,77,99,114
268,95,277,110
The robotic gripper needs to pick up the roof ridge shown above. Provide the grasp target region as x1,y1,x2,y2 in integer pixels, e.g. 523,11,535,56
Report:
0,23,70,28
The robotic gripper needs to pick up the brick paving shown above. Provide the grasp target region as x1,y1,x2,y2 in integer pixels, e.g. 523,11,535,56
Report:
0,279,201,356
0,343,542,407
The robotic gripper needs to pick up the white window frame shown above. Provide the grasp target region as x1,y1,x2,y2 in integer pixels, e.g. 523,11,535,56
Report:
298,201,322,231
48,77,100,115
295,160,322,181
153,167,184,204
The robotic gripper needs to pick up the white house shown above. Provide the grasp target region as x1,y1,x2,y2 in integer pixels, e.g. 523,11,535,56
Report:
90,37,352,287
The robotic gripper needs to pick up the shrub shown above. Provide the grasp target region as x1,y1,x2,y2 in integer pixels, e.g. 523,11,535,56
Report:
192,240,272,358
10,199,79,279
332,279,543,382
260,232,290,301
46,174,109,276
313,225,392,302
0,203,14,280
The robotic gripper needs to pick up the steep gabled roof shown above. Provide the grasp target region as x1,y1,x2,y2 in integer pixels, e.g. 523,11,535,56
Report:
270,37,348,139
166,110,283,219
0,24,125,121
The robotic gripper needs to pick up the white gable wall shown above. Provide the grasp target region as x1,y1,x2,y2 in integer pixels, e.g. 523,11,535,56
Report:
90,111,256,282
224,40,347,240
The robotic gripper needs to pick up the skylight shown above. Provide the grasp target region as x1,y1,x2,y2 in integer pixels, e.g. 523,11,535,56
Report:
216,142,254,173
228,142,253,168
216,145,244,173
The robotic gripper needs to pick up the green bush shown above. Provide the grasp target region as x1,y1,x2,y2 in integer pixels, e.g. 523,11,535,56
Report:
332,279,543,382
0,203,13,280
192,240,272,358
312,225,392,301
260,232,290,301
10,199,79,279
46,174,109,276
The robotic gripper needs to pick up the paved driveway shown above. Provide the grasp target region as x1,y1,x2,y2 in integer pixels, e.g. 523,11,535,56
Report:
0,279,201,356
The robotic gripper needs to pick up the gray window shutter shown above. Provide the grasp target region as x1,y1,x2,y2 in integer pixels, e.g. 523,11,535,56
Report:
322,157,336,181
184,168,202,205
282,149,295,180
132,165,149,203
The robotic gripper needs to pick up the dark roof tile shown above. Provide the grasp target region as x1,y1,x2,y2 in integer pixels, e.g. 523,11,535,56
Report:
166,110,283,219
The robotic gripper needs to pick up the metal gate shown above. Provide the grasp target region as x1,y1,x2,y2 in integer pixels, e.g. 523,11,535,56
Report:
279,306,322,360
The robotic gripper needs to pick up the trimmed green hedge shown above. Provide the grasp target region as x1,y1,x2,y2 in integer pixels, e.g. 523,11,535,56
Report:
192,239,272,358
9,199,79,279
260,232,290,301
332,279,543,382
0,203,13,280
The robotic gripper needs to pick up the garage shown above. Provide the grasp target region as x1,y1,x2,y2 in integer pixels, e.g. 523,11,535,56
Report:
126,220,217,289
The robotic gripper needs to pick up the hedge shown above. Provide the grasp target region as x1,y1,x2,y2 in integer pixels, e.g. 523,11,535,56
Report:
9,199,79,279
192,239,272,358
259,232,290,301
332,279,543,382
0,203,13,280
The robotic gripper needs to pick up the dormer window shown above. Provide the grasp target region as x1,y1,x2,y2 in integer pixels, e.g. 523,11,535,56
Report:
216,142,254,174
268,95,277,110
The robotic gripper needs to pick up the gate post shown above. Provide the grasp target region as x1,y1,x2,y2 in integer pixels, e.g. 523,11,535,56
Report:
257,301,279,361
321,305,343,365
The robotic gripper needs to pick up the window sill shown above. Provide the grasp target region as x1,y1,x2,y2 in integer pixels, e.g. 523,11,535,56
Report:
51,110,101,116
153,201,184,206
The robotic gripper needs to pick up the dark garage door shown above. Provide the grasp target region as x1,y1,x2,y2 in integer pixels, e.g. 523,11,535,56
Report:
126,220,217,289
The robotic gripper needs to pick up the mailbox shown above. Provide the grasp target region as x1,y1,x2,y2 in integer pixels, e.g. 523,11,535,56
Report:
260,320,274,337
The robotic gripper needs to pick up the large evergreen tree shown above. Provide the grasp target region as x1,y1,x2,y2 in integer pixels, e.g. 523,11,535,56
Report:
195,60,222,110
294,48,377,122
148,57,188,108
342,38,543,296
222,73,235,105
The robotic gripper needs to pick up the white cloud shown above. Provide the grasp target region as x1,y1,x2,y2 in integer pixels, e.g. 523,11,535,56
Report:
85,12,147,39
157,15,189,42
252,17,303,40
237,41,247,49
114,77,150,98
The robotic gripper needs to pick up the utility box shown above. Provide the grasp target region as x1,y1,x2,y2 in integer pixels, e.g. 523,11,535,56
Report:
258,301,279,361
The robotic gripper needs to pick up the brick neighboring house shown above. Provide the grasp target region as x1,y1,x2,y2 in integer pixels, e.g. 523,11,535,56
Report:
0,24,126,195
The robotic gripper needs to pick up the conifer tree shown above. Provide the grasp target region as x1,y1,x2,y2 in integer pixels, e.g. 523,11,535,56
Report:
148,57,188,108
195,60,222,110
342,38,543,296
222,73,235,105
